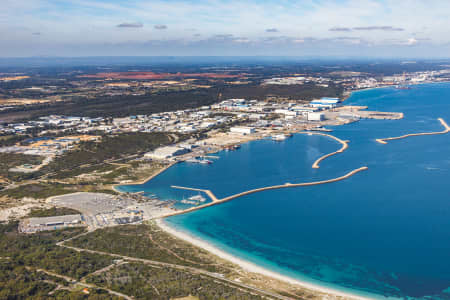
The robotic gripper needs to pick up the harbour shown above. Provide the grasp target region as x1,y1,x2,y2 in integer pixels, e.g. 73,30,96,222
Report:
118,84,450,299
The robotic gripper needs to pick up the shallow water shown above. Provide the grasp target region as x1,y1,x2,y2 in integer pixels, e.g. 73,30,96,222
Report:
119,83,450,299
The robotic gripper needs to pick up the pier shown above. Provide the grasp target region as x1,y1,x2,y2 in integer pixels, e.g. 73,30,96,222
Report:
297,132,349,169
160,166,368,218
171,185,220,202
376,118,450,144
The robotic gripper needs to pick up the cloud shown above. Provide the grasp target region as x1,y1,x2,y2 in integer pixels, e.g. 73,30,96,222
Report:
384,37,428,46
154,24,167,30
353,26,404,31
116,22,143,28
266,28,278,33
406,38,418,45
32,32,41,35
330,26,404,32
332,36,364,44
211,34,234,40
329,27,352,32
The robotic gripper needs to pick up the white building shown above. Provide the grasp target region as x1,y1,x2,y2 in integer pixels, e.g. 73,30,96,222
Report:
274,109,298,116
144,146,191,160
230,127,255,135
307,112,325,121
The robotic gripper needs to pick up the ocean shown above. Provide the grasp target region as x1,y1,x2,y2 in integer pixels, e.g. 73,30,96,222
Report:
118,83,450,299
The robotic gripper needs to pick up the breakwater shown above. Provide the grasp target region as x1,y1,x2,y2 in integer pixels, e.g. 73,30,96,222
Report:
162,166,368,218
376,118,449,144
297,132,349,168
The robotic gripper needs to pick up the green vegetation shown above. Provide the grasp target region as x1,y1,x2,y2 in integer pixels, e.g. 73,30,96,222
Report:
41,132,172,179
0,220,309,299
0,80,342,122
27,206,81,218
0,222,114,280
0,134,30,147
219,83,342,101
0,152,43,180
87,262,264,300
48,163,117,181
1,88,220,120
0,182,117,200
0,261,57,299
68,223,233,274
0,183,76,199
0,261,121,299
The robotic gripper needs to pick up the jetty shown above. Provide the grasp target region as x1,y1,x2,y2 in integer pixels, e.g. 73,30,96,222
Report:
161,166,368,218
376,118,450,144
171,185,219,202
297,132,349,169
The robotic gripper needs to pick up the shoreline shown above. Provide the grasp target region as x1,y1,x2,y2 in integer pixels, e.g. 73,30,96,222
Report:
111,161,178,193
156,218,375,300
111,84,445,299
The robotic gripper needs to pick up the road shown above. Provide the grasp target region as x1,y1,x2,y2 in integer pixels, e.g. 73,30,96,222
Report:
27,266,133,300
58,232,292,300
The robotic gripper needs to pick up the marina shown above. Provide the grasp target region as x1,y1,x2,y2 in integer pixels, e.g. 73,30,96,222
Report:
150,84,450,300
163,167,368,218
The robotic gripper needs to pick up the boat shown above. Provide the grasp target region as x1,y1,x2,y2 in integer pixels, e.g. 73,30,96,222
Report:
225,144,241,151
186,158,212,164
272,134,288,141
306,127,332,132
188,194,206,202
185,158,199,163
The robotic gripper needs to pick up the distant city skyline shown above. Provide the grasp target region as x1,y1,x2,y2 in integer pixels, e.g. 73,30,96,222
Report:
2,0,450,57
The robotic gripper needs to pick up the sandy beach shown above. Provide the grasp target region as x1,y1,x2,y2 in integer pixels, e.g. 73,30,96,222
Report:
156,219,374,300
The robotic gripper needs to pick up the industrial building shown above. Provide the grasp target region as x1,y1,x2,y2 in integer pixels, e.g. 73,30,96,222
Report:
310,97,340,109
230,127,255,135
307,112,325,121
144,145,191,160
19,214,84,233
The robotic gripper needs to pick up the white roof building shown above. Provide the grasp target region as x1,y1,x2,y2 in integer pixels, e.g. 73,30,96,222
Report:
230,127,255,135
144,146,191,160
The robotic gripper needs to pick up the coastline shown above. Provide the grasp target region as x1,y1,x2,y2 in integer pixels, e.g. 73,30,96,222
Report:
111,161,178,193
156,218,376,300
111,84,450,299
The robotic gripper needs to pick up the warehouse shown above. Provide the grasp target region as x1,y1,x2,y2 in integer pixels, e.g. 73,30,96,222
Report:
144,146,191,160
19,214,84,233
230,127,255,135
307,112,325,121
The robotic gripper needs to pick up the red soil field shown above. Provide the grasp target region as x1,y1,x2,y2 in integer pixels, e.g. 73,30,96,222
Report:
79,72,241,79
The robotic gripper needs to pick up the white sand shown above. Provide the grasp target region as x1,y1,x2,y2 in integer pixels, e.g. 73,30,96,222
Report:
0,202,48,222
156,219,374,300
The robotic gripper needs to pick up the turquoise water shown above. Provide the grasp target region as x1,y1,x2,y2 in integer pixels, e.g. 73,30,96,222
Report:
118,83,450,299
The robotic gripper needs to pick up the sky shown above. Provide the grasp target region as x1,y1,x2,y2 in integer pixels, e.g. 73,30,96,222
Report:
2,0,450,58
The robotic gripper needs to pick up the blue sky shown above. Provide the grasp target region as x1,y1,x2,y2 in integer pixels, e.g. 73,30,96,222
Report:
1,0,449,57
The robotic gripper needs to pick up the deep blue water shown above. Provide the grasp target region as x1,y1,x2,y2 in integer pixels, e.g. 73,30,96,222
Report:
118,83,450,299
